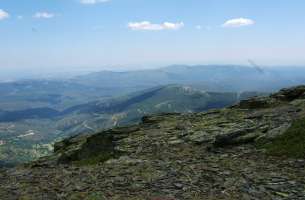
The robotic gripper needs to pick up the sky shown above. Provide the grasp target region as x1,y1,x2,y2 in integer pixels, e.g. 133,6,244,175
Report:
0,0,305,74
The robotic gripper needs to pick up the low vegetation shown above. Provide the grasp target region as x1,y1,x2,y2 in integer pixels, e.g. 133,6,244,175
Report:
263,117,305,158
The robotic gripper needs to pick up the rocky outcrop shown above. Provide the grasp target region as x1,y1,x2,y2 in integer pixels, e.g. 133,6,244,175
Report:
51,125,140,164
234,85,305,110
1,86,305,199
272,85,305,101
213,127,260,147
235,96,278,109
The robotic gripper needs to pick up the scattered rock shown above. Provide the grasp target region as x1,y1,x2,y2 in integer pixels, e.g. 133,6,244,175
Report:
213,127,259,147
1,86,305,199
272,85,305,101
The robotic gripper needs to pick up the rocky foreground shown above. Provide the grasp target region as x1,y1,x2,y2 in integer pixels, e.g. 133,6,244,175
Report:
1,86,305,200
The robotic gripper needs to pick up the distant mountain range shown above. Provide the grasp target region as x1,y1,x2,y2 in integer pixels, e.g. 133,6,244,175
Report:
72,65,305,93
0,85,244,166
5,85,304,199
1,65,305,111
1,64,305,165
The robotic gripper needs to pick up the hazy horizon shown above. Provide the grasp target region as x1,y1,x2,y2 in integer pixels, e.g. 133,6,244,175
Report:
1,63,305,82
1,0,305,75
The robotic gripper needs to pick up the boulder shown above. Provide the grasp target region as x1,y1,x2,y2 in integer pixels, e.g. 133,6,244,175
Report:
213,127,260,147
54,125,140,165
271,85,305,101
235,97,276,109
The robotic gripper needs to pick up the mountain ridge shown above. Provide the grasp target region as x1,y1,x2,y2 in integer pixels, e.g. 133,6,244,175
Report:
1,85,305,199
0,85,240,166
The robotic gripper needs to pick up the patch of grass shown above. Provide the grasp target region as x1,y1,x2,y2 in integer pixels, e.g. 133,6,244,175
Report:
263,117,305,158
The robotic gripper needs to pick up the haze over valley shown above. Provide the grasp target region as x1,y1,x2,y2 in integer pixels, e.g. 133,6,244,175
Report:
1,64,305,165
1,0,305,199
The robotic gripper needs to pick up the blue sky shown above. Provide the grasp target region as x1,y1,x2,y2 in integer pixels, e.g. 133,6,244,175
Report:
0,0,305,73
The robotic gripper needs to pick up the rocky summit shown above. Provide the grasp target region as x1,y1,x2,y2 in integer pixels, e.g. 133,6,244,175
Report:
1,86,305,200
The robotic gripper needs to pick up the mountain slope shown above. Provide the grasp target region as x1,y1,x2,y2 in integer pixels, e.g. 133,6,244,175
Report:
2,65,305,113
0,80,116,111
56,85,239,136
1,86,305,199
72,65,305,92
0,85,239,165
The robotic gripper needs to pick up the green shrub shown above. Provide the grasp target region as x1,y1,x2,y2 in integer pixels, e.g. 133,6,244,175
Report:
263,117,305,158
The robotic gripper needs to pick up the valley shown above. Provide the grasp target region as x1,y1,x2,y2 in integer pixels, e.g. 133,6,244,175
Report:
3,1,305,198
0,84,240,165
1,85,305,199
0,65,304,166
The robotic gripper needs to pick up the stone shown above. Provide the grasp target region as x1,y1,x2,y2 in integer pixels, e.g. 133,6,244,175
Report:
2,85,305,199
272,85,305,101
213,127,258,147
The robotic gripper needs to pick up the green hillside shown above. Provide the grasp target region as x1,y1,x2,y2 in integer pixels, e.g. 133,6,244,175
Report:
2,86,305,199
0,85,239,166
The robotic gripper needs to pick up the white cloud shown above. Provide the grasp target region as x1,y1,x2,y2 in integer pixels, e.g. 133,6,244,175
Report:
34,12,55,19
128,21,184,31
0,9,9,20
195,25,202,30
17,15,23,20
222,18,255,28
80,0,110,4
